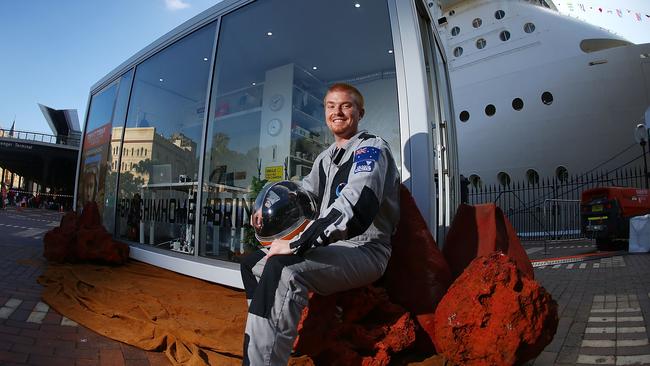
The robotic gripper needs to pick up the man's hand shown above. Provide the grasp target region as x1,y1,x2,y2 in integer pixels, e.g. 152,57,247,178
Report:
265,239,293,258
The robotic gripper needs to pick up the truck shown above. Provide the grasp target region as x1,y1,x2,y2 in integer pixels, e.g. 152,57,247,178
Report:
581,187,650,250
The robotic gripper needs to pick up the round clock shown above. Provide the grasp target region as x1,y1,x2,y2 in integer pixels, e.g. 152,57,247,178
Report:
267,118,282,136
269,94,284,111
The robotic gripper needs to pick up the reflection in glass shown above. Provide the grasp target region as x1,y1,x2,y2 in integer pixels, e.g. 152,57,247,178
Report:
114,22,217,255
199,0,399,262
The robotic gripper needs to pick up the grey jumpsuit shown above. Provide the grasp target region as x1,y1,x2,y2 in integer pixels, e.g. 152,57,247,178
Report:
240,130,400,365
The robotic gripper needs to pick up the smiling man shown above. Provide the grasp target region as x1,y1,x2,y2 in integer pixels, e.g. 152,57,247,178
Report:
240,83,400,365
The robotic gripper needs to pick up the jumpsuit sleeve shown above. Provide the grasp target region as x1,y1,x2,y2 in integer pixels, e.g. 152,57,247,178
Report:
290,138,392,254
299,153,324,206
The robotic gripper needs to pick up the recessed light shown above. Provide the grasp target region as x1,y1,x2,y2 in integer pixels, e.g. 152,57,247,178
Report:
312,66,318,70
355,3,361,8
388,49,393,54
159,78,164,82
252,82,256,86
266,31,273,36
203,57,208,61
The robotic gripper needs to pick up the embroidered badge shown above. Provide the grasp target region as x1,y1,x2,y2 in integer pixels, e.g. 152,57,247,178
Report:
354,160,375,174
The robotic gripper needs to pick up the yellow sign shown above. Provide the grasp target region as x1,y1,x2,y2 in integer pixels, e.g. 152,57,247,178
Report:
264,166,284,181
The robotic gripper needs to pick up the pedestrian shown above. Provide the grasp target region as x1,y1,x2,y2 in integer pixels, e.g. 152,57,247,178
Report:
460,174,470,204
0,182,6,210
240,83,401,365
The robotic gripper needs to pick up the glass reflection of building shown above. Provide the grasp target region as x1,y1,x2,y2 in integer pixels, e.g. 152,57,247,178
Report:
74,0,458,287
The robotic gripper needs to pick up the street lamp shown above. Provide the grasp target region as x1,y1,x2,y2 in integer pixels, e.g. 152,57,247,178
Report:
634,123,649,189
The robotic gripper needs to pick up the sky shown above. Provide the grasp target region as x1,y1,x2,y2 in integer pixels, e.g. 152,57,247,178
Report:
1,0,649,136
554,0,650,44
0,0,220,134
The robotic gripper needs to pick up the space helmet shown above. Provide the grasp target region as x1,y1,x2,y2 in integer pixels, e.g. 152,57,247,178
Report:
252,180,317,246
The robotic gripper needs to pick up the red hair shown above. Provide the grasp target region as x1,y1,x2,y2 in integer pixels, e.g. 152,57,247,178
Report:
325,83,364,109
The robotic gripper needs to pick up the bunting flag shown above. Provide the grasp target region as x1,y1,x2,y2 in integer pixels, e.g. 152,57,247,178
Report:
636,12,642,21
616,9,622,18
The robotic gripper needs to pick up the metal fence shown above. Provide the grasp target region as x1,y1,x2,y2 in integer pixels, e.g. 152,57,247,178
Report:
468,166,647,241
0,128,80,147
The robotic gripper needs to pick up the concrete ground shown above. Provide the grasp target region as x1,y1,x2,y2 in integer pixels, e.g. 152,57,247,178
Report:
1,207,649,365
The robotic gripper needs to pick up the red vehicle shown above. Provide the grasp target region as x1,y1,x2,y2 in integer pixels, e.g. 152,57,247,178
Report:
581,187,650,250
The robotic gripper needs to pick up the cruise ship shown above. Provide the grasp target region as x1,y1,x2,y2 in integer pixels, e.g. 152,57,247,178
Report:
435,0,650,186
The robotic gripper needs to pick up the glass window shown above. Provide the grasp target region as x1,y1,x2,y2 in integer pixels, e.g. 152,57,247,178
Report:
472,18,482,28
485,104,496,116
524,22,536,33
512,97,524,111
497,172,511,187
495,10,505,20
200,0,399,261
453,46,463,57
77,69,134,235
459,110,470,122
476,38,486,49
526,169,539,185
451,26,460,36
499,30,511,41
542,91,553,105
114,22,217,254
469,174,482,188
556,166,569,182
78,83,117,213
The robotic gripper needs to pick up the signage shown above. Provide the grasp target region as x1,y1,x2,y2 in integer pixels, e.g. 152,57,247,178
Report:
264,165,284,181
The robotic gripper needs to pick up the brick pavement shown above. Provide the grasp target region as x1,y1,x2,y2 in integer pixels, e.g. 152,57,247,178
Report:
0,208,171,366
529,248,650,365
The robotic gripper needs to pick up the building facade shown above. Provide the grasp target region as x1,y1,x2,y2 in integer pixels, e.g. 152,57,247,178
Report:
74,0,459,288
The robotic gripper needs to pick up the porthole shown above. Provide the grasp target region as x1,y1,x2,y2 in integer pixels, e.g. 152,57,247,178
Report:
495,10,505,19
541,91,553,105
497,172,511,187
499,30,511,41
472,18,482,28
512,98,524,111
526,169,540,185
449,10,456,16
451,26,460,36
476,38,487,49
453,46,463,57
556,166,569,182
524,22,536,33
459,110,470,122
485,104,496,116
469,174,482,188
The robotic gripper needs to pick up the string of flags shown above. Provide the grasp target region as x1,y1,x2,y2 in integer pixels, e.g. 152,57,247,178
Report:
559,2,650,21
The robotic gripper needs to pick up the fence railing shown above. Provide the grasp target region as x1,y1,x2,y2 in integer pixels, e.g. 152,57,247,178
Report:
0,128,80,147
468,166,647,241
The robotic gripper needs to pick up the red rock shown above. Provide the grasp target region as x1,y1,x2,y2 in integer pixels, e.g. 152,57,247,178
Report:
78,201,101,228
293,286,417,365
433,252,558,366
443,203,534,280
382,184,452,350
43,202,129,265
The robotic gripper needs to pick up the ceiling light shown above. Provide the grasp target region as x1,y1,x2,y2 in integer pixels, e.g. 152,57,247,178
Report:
159,78,164,82
252,82,256,86
312,66,318,70
388,49,393,54
203,57,208,61
355,3,361,8
266,31,273,36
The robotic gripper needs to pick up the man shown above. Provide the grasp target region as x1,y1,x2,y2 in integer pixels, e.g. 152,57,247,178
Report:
241,83,400,365
0,182,6,210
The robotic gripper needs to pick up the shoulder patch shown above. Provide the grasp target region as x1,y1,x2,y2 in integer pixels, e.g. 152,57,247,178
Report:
353,146,381,174
354,146,381,163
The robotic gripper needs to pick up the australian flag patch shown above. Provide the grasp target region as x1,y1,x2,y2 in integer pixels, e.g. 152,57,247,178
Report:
353,146,380,173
